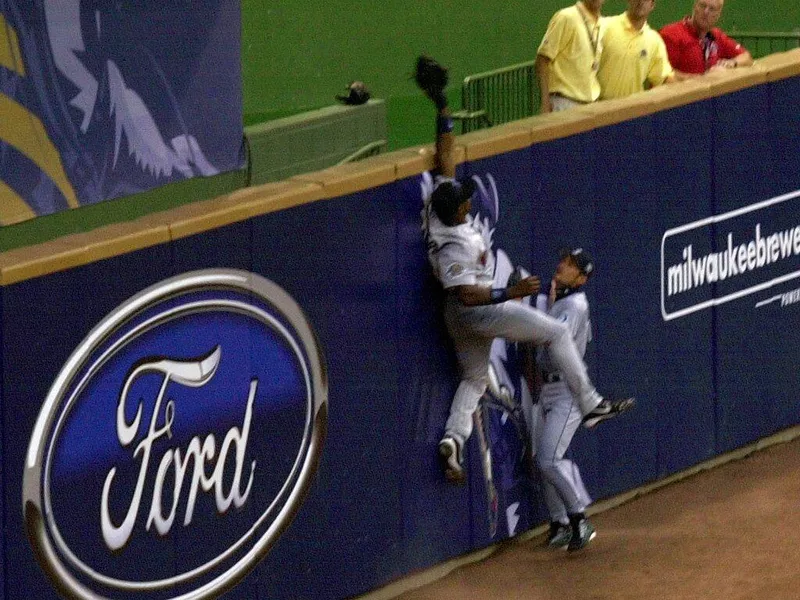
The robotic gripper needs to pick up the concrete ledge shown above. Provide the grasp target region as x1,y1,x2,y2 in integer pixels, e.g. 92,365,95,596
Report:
0,181,325,282
576,92,661,128
361,146,438,182
461,122,533,162
526,109,598,144
0,238,87,286
405,144,467,178
647,78,713,111
701,62,769,95
759,48,800,82
79,217,171,265
168,181,323,240
291,160,396,199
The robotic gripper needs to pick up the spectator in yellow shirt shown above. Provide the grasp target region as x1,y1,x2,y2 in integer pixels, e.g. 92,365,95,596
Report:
597,0,675,100
536,1,606,113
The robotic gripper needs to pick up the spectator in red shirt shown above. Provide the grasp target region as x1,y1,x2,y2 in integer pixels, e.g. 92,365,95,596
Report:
659,0,753,76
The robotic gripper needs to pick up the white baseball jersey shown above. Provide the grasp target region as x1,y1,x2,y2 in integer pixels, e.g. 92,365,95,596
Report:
423,208,495,290
535,290,592,370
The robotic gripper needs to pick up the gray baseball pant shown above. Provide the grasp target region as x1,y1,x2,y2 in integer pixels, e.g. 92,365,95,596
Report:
536,382,592,522
442,296,602,445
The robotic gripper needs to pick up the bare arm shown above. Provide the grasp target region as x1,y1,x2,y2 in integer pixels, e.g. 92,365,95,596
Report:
715,50,754,69
454,276,541,306
413,55,456,177
435,106,456,179
735,50,754,67
535,54,553,114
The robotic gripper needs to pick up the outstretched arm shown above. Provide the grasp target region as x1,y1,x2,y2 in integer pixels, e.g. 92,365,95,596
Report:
414,55,456,178
435,106,456,179
714,50,754,70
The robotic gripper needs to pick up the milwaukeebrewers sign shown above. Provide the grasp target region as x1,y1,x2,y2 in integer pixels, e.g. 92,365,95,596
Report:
661,190,800,321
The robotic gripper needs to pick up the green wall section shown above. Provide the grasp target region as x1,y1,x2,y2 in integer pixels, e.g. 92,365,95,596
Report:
242,0,799,150
0,170,247,252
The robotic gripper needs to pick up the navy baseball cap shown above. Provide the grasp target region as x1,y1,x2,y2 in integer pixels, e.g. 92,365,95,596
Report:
560,247,594,277
431,178,476,224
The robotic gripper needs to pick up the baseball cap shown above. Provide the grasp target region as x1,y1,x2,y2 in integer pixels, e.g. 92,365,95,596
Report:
560,247,594,277
430,178,476,225
335,81,370,105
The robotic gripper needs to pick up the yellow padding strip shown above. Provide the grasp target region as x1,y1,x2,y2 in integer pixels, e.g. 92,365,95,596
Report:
0,14,26,76
0,93,79,209
0,179,35,224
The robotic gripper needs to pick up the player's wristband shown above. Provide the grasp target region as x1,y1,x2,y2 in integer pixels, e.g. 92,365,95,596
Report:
436,114,453,134
432,91,448,111
490,288,509,304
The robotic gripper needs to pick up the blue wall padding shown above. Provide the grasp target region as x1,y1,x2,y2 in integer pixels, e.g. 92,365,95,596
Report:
2,76,799,599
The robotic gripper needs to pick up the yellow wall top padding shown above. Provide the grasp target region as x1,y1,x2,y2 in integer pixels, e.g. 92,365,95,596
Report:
1,49,799,286
461,122,534,162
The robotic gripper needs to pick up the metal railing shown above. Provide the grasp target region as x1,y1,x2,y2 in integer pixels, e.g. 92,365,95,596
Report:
453,60,540,134
337,140,387,165
452,32,798,134
728,30,800,59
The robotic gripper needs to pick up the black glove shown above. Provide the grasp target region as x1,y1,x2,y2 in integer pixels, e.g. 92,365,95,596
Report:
414,55,449,110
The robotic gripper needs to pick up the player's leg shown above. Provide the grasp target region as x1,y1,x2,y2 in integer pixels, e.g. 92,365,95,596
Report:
537,383,594,549
472,301,601,415
439,300,493,483
475,301,634,426
443,339,492,445
536,383,587,515
542,457,591,524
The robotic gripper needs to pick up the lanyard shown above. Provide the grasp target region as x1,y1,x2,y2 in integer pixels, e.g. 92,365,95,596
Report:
576,2,601,70
701,33,715,70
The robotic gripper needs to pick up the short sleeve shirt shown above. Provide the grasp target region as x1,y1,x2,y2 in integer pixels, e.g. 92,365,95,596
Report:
432,222,495,289
422,184,496,290
535,291,592,372
537,3,603,103
659,18,746,74
597,13,674,99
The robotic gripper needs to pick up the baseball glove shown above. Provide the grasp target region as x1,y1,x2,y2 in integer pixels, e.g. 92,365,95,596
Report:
414,55,449,109
335,81,370,106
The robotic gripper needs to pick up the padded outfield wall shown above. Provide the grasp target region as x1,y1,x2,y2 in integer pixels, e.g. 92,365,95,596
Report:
1,51,799,600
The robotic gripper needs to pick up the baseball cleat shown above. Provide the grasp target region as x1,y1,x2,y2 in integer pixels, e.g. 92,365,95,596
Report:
582,397,635,429
567,518,596,552
546,522,572,550
438,436,465,485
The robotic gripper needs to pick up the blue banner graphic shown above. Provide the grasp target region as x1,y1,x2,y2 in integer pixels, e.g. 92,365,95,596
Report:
1,75,799,599
22,270,327,600
0,1,243,223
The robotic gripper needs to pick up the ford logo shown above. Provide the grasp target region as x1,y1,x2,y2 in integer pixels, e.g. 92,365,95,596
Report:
23,270,328,599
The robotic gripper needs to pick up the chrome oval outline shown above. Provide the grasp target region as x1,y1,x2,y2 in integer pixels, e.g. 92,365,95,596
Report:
45,300,312,589
23,269,328,600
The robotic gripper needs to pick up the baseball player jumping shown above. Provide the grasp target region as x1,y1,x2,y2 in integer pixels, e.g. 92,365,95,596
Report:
413,56,635,491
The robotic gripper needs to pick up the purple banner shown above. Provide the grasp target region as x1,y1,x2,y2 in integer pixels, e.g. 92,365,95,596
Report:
0,1,243,223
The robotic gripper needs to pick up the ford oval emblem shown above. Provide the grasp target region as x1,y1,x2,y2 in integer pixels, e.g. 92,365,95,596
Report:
23,269,328,599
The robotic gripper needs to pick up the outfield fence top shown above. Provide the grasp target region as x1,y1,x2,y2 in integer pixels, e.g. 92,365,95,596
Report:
1,49,799,287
